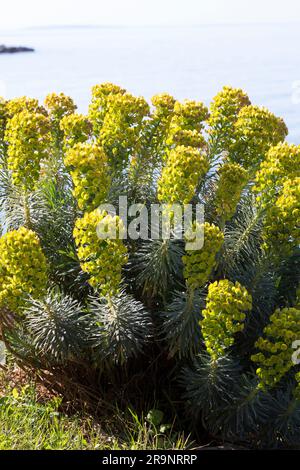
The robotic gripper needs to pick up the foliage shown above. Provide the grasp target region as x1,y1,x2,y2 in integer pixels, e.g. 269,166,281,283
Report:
0,84,299,448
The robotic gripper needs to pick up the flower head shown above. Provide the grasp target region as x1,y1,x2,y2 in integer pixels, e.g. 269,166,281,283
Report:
208,86,251,151
182,222,224,290
231,106,288,168
5,110,51,190
215,162,248,220
60,113,93,148
64,142,110,211
6,97,46,118
158,145,209,204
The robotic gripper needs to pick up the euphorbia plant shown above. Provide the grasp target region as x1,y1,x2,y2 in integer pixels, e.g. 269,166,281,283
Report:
0,84,299,448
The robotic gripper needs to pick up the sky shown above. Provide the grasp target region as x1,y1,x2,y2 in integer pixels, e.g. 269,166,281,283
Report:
0,0,300,29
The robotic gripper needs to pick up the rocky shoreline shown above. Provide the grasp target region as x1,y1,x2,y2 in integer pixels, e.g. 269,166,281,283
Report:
0,45,34,54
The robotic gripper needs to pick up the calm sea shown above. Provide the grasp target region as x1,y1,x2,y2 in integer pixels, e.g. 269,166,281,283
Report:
0,24,299,143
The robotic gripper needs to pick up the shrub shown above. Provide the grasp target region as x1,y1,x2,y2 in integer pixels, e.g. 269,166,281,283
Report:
0,84,299,448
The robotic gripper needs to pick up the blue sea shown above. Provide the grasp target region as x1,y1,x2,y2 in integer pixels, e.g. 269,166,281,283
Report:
0,23,299,143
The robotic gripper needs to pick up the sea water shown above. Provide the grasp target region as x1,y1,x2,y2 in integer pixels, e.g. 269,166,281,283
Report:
0,23,299,143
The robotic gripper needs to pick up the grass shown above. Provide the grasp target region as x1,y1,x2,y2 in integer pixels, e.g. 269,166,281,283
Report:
0,369,192,450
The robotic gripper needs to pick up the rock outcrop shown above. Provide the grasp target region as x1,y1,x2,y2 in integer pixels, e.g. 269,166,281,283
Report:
0,45,34,54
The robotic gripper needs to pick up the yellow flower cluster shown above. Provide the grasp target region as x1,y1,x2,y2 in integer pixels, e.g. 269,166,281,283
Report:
252,143,300,256
167,100,208,148
5,110,51,190
73,209,128,296
157,145,209,204
201,280,252,360
173,100,209,131
254,143,300,207
294,372,300,401
128,94,176,187
64,143,111,211
44,92,77,122
208,86,251,150
60,113,93,148
88,82,126,135
171,129,206,148
262,177,300,255
182,222,224,290
215,162,248,220
251,307,300,389
296,287,300,307
144,94,175,151
232,105,288,168
99,92,150,170
6,97,46,117
0,227,48,313
148,93,176,152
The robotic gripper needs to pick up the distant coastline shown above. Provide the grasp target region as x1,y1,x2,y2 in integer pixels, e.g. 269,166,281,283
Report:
0,45,34,54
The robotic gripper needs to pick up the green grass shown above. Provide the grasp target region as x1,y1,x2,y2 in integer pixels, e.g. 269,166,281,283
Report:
0,383,192,450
